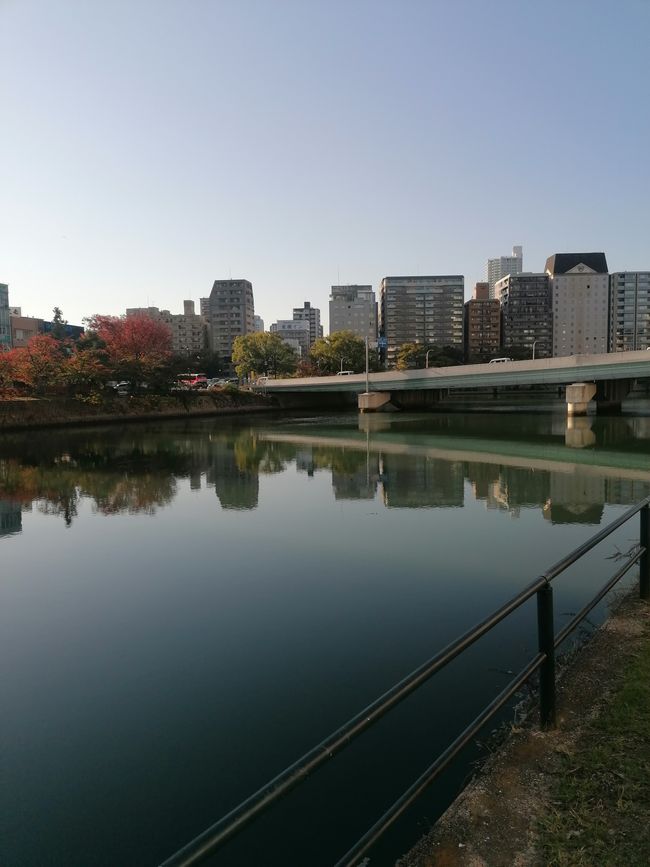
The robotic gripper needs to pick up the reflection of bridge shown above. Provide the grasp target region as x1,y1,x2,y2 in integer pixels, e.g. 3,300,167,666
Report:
260,350,650,414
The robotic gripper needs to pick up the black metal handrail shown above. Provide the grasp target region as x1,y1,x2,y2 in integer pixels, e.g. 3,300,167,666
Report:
159,495,650,867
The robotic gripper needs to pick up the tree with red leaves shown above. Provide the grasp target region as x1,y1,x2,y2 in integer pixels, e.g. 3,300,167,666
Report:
85,314,172,387
11,334,68,394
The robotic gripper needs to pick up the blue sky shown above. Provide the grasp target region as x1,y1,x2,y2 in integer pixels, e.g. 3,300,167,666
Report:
1,0,648,331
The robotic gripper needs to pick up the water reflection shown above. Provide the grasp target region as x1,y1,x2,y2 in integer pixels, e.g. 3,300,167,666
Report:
1,414,650,530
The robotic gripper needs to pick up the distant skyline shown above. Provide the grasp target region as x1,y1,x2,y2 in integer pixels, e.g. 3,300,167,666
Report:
2,0,649,331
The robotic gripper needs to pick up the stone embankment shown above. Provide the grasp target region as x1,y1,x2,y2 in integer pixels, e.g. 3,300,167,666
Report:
0,391,275,431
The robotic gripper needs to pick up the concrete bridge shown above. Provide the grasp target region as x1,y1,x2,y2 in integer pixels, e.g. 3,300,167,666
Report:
258,350,650,414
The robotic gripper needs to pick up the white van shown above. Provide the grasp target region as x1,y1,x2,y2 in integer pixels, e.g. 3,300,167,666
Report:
336,370,355,376
488,357,513,364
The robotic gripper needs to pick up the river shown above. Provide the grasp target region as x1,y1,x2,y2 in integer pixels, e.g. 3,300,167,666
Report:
1,411,650,866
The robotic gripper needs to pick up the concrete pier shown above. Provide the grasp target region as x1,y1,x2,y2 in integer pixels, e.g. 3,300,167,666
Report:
358,392,394,413
566,382,596,416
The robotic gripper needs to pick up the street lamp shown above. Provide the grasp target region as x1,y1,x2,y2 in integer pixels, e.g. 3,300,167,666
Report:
340,356,347,373
532,340,544,360
425,349,434,368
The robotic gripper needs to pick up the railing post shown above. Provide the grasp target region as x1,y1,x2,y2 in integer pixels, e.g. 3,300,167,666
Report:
536,581,556,728
641,505,650,601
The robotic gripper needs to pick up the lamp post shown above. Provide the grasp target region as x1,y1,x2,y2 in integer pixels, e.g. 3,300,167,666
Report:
532,340,544,360
425,349,434,369
340,356,347,373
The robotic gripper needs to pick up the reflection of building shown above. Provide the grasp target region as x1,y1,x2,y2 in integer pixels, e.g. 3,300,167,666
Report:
543,472,605,524
380,455,464,508
0,501,22,537
296,448,316,476
332,454,379,500
605,479,650,506
207,441,259,510
329,285,378,342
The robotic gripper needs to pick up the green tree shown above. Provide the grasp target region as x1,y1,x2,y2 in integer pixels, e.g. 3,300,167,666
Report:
309,331,378,375
232,332,297,379
396,342,464,370
396,342,423,370
51,307,68,341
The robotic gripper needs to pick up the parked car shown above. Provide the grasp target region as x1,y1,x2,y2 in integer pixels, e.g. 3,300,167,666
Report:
488,357,513,364
336,370,355,376
177,373,208,389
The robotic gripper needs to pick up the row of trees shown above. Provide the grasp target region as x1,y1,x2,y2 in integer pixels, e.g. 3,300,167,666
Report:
232,330,381,378
0,311,223,397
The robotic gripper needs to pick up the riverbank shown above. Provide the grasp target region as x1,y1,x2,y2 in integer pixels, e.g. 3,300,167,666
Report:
0,391,276,431
398,591,650,867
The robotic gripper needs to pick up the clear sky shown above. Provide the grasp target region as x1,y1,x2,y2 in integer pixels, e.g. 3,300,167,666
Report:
1,0,649,331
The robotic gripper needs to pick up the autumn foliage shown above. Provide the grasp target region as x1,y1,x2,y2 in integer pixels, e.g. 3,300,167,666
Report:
0,314,173,397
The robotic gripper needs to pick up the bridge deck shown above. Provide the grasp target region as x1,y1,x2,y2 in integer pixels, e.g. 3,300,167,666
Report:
260,351,650,393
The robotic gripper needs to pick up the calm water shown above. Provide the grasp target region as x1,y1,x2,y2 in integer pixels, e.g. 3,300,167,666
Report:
2,411,650,866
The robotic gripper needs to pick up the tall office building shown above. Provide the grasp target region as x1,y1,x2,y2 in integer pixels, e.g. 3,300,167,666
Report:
207,279,255,365
487,246,523,298
464,282,501,360
380,275,464,367
609,272,650,352
329,285,378,342
0,283,11,349
545,253,609,357
292,301,323,346
495,273,552,358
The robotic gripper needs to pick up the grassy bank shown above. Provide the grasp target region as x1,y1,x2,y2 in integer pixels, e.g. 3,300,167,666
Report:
0,390,275,431
538,624,650,866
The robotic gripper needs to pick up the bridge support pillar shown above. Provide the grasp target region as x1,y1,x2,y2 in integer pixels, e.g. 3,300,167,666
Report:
566,382,596,416
358,391,394,413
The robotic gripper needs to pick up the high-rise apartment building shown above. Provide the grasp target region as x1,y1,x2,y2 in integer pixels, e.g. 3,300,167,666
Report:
269,320,310,357
0,283,11,349
207,279,255,364
609,272,650,352
252,315,265,333
329,285,378,342
495,273,552,358
292,301,322,346
487,246,523,298
380,275,464,367
464,283,501,360
545,253,609,357
126,301,207,354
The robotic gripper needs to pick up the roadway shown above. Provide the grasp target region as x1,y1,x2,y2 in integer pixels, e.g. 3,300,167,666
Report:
259,350,650,394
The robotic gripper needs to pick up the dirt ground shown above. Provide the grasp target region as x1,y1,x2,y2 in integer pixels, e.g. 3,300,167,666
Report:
396,592,650,867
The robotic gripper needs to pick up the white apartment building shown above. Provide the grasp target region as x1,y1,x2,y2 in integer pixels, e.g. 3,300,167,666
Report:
329,285,378,342
292,301,323,346
487,245,523,298
545,253,609,357
126,301,207,353
270,319,311,357
252,315,265,333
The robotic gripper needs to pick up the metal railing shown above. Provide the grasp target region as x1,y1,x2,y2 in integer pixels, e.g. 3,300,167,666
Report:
160,496,650,867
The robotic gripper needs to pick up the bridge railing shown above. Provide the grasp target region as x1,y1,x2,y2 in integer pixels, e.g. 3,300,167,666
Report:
159,496,650,867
